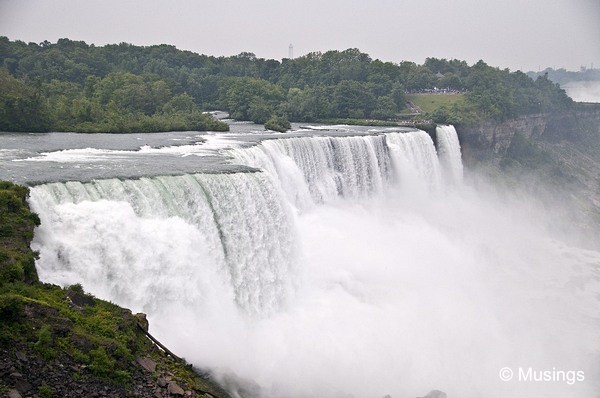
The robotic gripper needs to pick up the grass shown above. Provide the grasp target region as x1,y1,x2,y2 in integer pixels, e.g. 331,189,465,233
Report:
406,93,465,114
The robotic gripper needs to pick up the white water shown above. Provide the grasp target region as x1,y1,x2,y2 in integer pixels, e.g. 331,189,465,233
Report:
436,125,463,184
29,128,600,398
229,135,392,210
30,173,298,316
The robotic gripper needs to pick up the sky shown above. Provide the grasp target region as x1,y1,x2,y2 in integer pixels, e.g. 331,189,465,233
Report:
0,0,599,72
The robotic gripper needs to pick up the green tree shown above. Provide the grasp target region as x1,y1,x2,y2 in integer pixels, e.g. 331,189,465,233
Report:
0,69,49,131
332,80,374,118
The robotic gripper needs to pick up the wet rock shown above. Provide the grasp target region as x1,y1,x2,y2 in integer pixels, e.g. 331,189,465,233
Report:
167,381,185,395
137,356,157,372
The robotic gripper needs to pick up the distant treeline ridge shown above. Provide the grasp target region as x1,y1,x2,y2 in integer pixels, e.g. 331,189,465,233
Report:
0,37,574,132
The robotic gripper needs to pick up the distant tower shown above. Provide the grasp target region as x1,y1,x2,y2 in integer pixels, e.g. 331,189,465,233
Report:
289,44,294,60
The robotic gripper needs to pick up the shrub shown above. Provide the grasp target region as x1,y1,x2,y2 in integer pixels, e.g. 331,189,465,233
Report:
34,325,57,360
89,346,116,378
264,115,291,132
0,295,23,321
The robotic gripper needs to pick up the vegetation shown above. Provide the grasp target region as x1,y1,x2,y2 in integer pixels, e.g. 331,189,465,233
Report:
0,37,574,132
0,180,229,397
406,93,465,114
264,114,291,132
429,63,573,125
0,181,40,284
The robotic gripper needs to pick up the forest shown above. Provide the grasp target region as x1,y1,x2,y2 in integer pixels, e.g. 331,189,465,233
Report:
0,37,574,132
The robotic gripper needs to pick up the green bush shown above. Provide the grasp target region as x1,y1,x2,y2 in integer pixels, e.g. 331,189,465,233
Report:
34,325,57,360
88,346,116,378
0,294,23,321
0,224,15,237
38,384,53,398
264,115,291,132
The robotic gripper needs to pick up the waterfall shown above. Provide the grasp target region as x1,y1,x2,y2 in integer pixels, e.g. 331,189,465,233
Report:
27,124,599,397
229,135,392,209
436,124,464,183
29,172,298,316
385,130,442,192
228,130,443,210
30,129,452,316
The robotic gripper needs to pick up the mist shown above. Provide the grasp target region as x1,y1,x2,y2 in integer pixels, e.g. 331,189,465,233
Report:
565,81,600,103
29,128,600,398
156,182,600,397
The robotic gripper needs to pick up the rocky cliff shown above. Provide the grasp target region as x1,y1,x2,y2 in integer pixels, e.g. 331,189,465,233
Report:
455,105,600,246
456,106,600,162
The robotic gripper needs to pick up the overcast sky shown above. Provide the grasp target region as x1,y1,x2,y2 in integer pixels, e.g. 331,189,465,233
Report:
1,0,599,72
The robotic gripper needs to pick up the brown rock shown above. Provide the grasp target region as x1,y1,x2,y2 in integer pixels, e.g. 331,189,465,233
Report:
167,381,185,396
135,313,149,332
157,376,168,387
137,356,157,372
8,389,22,398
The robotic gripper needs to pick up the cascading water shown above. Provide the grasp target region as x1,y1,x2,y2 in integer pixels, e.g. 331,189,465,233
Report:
229,134,392,209
385,130,442,193
436,124,464,184
30,172,298,316
27,126,600,398
228,131,440,210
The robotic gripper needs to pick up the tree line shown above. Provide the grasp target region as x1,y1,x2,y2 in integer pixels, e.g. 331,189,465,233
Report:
0,37,574,132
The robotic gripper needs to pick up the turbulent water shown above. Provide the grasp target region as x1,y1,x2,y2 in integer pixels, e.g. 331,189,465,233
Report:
25,125,600,398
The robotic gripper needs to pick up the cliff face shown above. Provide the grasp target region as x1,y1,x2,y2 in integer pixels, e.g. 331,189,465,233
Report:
456,107,600,163
455,106,600,246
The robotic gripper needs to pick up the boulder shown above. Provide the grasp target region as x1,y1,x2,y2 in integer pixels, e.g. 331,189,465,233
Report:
14,379,32,394
8,390,22,398
135,313,149,332
137,356,157,372
157,376,168,387
66,291,95,307
167,381,185,396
